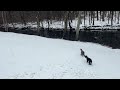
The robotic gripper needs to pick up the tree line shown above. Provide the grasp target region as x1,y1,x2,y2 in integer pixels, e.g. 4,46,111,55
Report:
0,11,120,40
1,11,119,25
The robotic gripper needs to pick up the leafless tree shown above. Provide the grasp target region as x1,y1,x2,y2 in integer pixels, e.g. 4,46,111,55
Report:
76,11,82,40
2,11,8,31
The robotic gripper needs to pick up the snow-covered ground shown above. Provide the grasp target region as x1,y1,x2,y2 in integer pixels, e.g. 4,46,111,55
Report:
0,32,120,79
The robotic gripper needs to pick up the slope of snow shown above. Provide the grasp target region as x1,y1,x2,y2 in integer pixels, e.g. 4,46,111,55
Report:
0,32,120,79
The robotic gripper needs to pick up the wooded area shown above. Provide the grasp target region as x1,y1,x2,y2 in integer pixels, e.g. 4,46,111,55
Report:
0,11,120,49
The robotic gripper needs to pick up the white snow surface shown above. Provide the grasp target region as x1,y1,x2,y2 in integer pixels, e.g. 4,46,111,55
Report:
0,32,120,79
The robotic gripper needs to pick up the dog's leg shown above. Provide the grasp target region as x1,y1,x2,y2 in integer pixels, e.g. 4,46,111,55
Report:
87,60,89,63
89,61,92,65
88,61,90,65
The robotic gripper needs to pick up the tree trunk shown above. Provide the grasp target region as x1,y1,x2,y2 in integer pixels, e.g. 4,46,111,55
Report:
92,11,95,25
8,11,15,28
48,20,50,29
117,11,120,24
100,11,102,21
115,11,116,22
69,21,72,40
102,11,105,21
2,11,8,32
41,21,44,28
36,11,40,35
89,11,91,25
91,11,92,23
76,11,81,41
111,11,113,26
108,11,110,24
63,11,68,38
19,11,26,26
84,11,85,26
85,11,87,16
97,11,99,21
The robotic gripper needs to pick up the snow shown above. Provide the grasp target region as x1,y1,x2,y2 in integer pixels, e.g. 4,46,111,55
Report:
0,32,120,79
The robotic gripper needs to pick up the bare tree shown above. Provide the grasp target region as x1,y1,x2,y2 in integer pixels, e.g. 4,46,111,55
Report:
36,11,40,34
84,11,86,26
46,11,51,29
111,11,114,26
100,11,102,21
102,11,105,21
89,11,91,25
19,11,26,26
92,11,95,25
114,11,116,22
63,11,69,38
76,11,82,40
8,11,15,28
117,11,120,24
97,11,99,21
108,11,110,24
2,11,8,31
91,11,92,24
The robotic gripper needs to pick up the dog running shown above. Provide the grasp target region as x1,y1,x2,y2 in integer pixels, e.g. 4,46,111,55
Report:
84,55,92,65
80,49,85,57
80,49,92,65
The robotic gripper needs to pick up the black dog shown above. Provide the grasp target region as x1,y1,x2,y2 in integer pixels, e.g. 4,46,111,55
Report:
84,55,92,65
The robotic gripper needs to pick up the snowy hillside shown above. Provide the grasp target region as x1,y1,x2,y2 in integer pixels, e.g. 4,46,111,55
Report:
0,32,120,79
